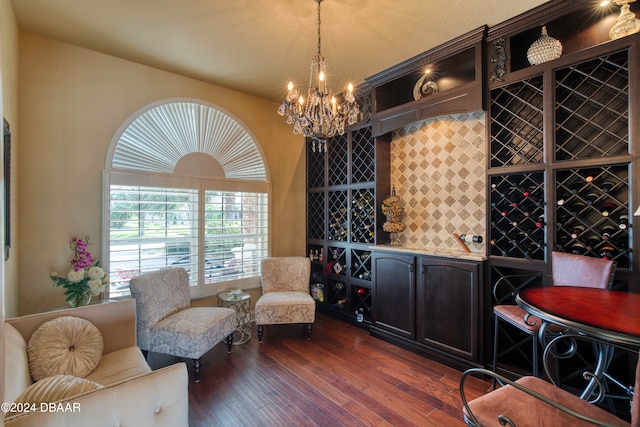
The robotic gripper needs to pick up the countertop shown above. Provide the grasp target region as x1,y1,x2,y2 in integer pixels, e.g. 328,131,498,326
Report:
369,244,487,262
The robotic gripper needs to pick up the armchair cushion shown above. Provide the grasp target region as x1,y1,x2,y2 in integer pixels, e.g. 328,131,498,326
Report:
27,316,103,381
148,307,236,360
255,292,316,325
9,375,103,416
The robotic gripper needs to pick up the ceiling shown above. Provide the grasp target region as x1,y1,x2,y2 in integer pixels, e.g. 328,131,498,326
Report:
12,0,551,102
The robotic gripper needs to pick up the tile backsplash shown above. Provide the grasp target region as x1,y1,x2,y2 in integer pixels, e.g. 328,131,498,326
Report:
389,111,487,253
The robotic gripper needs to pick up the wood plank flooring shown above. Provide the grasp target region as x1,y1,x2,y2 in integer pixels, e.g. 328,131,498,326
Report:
146,313,491,426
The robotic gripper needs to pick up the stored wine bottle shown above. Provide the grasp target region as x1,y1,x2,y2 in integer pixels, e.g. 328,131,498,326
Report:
556,235,568,250
569,241,586,255
601,224,616,241
568,201,586,217
618,214,629,230
600,181,615,193
600,243,615,260
584,234,601,251
600,202,616,217
585,193,599,205
570,225,585,239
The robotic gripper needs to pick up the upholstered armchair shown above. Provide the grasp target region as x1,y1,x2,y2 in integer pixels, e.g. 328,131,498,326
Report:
129,267,236,381
461,335,639,426
255,257,315,342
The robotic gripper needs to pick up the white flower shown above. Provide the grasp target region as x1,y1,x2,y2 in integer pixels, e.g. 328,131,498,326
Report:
88,266,105,280
67,269,86,283
88,279,105,296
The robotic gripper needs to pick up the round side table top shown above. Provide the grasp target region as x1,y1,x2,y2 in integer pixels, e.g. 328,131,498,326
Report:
218,289,250,303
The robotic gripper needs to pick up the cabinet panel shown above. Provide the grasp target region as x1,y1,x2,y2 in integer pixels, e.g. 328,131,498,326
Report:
417,258,479,361
372,252,415,339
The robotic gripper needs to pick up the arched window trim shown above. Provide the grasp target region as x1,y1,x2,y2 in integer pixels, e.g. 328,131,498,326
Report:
102,99,270,299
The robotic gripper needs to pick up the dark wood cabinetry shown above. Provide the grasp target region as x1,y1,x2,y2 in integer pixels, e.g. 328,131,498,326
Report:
371,250,484,371
485,0,639,376
366,26,486,137
306,124,390,324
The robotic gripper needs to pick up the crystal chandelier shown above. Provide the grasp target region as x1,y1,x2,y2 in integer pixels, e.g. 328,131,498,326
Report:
277,0,359,152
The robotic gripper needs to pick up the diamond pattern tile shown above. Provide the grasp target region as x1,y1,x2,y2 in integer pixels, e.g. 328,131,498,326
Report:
390,111,486,253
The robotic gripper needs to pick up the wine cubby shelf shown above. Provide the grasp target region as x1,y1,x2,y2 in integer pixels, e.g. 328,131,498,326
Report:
488,44,633,269
306,124,390,323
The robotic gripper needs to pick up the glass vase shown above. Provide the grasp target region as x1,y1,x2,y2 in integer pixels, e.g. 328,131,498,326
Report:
68,293,92,308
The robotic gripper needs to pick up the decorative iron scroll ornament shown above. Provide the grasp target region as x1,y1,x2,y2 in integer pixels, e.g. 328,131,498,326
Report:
490,38,507,82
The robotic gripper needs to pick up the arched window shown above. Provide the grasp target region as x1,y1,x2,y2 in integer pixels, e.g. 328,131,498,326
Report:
103,99,269,298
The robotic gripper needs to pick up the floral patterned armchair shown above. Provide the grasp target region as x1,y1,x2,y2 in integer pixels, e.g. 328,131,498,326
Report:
255,257,315,342
129,267,236,381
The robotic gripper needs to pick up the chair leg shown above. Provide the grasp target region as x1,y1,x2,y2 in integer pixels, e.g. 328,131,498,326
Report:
305,323,312,340
193,357,201,382
226,333,233,352
492,314,500,389
257,324,264,343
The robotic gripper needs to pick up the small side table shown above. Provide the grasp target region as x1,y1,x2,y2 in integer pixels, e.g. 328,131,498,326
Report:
217,290,251,345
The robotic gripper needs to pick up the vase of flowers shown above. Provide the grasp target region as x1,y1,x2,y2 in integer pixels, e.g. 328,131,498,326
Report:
50,236,108,307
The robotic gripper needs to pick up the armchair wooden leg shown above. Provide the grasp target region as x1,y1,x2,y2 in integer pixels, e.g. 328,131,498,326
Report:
305,323,312,340
193,357,201,382
226,333,233,352
257,324,264,343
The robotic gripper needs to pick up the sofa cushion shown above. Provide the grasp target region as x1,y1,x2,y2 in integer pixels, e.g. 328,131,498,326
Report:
8,375,102,417
4,324,33,403
85,346,151,386
27,316,103,381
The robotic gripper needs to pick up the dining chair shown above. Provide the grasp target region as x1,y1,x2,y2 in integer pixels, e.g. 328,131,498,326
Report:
255,257,315,342
461,337,639,427
129,267,236,382
492,251,616,382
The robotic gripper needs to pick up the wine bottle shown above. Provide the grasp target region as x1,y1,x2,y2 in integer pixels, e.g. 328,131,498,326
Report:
600,202,616,217
600,181,615,193
618,214,629,230
601,224,616,241
556,235,568,251
568,201,586,217
585,193,599,205
569,241,586,255
584,234,600,251
600,243,615,260
570,225,585,239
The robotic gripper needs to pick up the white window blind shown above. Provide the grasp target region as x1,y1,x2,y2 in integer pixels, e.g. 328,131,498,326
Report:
108,185,268,298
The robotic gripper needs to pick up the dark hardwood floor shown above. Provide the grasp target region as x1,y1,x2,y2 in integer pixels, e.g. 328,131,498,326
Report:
147,313,491,426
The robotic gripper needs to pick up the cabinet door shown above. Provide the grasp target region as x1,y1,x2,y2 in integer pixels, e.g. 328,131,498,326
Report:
416,258,479,361
372,253,415,339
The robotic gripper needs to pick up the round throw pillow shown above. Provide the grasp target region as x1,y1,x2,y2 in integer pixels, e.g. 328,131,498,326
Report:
7,375,102,417
27,316,103,381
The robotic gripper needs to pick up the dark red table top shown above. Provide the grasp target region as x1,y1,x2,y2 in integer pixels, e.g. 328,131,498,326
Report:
516,286,640,346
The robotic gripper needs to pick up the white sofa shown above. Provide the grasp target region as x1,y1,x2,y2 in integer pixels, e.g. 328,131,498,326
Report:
4,299,188,427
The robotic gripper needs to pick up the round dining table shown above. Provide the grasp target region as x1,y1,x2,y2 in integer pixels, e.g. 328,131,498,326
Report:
516,286,640,401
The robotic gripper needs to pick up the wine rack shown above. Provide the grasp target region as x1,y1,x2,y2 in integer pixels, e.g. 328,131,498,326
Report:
555,49,629,161
490,173,545,260
351,127,375,183
351,249,372,282
328,190,348,241
305,123,390,324
351,188,375,244
555,165,630,269
307,191,325,240
351,285,372,322
489,75,544,168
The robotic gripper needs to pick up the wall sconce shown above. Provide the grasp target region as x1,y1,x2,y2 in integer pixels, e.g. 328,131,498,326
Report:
608,0,640,40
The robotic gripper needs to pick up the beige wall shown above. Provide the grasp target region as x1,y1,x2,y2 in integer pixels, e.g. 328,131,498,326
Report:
17,32,305,315
1,0,18,319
